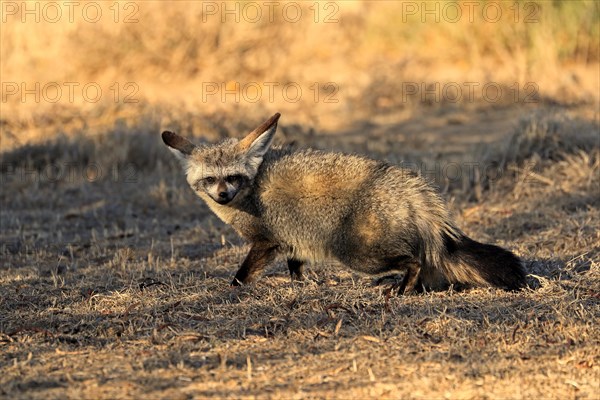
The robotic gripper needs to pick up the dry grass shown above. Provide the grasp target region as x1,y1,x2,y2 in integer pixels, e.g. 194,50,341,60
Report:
1,1,600,399
1,109,599,399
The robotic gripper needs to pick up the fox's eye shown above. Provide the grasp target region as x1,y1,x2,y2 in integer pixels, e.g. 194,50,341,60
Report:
204,177,216,184
225,175,242,184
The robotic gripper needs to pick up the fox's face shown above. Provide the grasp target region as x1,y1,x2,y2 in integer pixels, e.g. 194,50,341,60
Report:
162,113,280,205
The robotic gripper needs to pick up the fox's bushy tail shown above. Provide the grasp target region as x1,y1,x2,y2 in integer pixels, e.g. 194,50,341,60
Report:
436,233,526,290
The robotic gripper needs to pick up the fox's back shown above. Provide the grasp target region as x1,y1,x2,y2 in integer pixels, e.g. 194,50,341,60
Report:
254,149,441,263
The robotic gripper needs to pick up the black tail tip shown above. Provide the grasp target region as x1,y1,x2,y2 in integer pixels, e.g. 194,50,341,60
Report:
453,236,527,291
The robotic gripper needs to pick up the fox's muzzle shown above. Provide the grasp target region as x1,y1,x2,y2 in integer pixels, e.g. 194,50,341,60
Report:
211,181,238,204
214,193,235,204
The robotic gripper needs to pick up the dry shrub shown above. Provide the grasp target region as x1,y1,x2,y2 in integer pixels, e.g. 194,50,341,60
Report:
503,113,599,165
467,112,600,195
1,1,599,146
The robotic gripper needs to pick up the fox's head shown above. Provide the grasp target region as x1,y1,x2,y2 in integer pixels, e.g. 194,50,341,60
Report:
162,113,280,205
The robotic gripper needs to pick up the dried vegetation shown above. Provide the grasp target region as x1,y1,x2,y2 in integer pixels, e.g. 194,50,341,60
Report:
1,1,599,399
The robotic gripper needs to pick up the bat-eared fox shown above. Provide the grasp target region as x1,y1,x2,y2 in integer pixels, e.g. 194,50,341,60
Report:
162,113,526,294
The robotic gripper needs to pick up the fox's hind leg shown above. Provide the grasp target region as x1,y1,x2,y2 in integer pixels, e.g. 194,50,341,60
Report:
231,242,279,286
377,256,422,295
348,253,423,295
287,259,305,281
396,261,421,295
372,267,423,295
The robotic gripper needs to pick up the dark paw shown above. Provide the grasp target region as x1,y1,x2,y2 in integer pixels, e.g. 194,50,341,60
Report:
290,272,304,282
400,280,426,295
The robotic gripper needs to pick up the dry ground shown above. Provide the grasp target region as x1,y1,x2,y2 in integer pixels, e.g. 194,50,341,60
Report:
1,103,599,399
1,1,599,399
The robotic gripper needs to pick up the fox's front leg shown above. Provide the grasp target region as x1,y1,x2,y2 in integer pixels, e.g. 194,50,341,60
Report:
287,259,305,281
231,242,279,286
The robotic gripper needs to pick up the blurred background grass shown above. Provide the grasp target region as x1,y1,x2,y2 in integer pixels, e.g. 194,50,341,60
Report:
1,0,598,149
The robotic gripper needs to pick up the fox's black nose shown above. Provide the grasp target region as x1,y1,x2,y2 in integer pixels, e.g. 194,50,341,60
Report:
218,191,228,199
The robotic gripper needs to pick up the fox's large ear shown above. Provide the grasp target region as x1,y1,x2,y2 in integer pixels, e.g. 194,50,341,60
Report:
162,131,197,161
237,113,280,160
